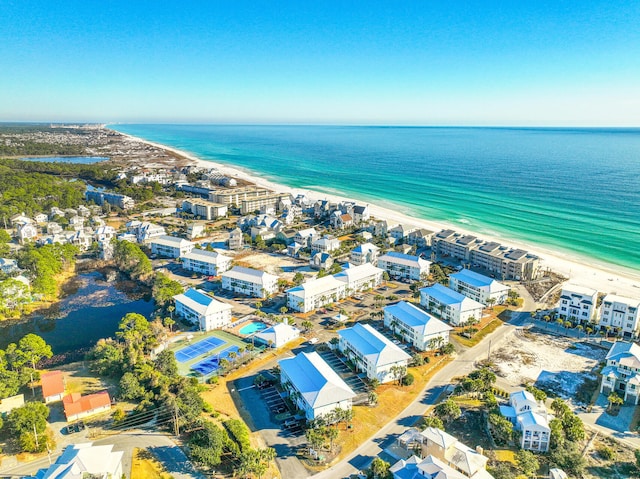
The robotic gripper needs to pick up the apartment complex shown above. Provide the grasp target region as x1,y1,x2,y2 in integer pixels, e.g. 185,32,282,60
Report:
377,252,431,281
221,266,279,298
149,235,194,258
85,190,135,209
173,288,233,331
182,198,228,220
181,248,232,276
449,269,510,306
384,301,452,351
420,283,484,326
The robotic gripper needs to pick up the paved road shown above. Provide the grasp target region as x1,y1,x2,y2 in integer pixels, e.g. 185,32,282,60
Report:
312,311,531,479
0,430,203,479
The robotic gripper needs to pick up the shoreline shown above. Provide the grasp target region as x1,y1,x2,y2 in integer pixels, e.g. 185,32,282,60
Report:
114,129,640,298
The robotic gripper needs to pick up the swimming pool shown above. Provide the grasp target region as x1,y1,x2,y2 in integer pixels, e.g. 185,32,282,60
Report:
239,321,268,335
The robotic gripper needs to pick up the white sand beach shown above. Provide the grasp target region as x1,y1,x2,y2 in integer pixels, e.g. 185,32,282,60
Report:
120,132,640,299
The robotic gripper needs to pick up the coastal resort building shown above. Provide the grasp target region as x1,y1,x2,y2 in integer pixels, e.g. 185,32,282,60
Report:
181,248,232,277
41,370,65,404
395,427,493,479
287,275,346,313
173,288,233,332
384,301,452,351
149,235,194,258
557,283,598,322
334,262,384,292
337,323,410,384
350,242,380,266
279,351,356,420
182,198,228,220
448,269,510,306
598,294,640,338
63,391,112,422
499,390,550,452
85,189,135,210
221,266,279,298
600,341,640,404
377,252,431,282
420,283,484,326
28,442,123,479
228,227,244,250
254,323,300,349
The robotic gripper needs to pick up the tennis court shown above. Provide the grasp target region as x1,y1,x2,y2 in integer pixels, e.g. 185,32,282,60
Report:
175,336,225,363
190,345,240,376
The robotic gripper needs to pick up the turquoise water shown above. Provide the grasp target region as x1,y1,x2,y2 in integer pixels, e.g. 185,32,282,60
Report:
239,321,268,335
111,125,640,274
21,156,109,163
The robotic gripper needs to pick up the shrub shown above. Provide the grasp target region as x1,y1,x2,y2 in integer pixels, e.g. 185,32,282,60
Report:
223,419,252,453
597,445,616,461
402,373,415,386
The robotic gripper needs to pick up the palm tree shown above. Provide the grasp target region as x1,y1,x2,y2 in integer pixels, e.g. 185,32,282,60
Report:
486,297,497,310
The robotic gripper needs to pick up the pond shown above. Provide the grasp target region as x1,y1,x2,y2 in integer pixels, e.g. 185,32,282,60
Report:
0,271,154,355
20,156,109,164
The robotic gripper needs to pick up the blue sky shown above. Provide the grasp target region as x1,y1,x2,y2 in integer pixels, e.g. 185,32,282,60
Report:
0,1,638,125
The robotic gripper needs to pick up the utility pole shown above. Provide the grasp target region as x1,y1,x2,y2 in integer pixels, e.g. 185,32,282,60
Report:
33,423,40,450
173,403,180,436
487,339,492,363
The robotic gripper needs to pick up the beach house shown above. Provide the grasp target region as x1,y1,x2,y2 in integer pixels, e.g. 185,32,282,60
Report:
338,323,410,383
311,235,341,254
41,370,65,404
279,352,356,420
499,390,551,452
228,227,244,250
294,227,317,247
420,283,484,326
600,341,640,404
407,228,435,248
181,248,233,276
173,288,233,331
286,275,346,313
598,294,640,338
377,252,431,281
449,269,510,306
384,301,453,351
254,323,300,348
557,284,598,322
149,235,194,258
350,242,380,266
28,442,123,479
63,391,112,422
221,266,279,298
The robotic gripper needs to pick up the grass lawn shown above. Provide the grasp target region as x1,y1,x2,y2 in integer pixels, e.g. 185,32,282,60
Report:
452,306,510,348
130,448,173,479
330,355,452,465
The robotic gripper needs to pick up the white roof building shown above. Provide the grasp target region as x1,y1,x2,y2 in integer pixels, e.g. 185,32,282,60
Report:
377,252,431,281
350,242,380,266
286,275,347,313
30,442,123,479
221,266,279,298
173,288,233,331
500,390,550,452
600,341,640,404
255,322,300,348
334,262,384,291
449,269,510,306
149,235,194,258
181,248,233,276
384,301,453,351
598,294,640,338
420,283,484,326
338,323,410,383
311,235,341,253
558,283,598,322
279,351,355,420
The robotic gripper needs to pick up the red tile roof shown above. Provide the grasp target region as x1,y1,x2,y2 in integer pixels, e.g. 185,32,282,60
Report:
63,391,111,419
41,371,65,399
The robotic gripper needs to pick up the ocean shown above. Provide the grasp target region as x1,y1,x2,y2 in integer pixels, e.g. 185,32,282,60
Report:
111,124,640,274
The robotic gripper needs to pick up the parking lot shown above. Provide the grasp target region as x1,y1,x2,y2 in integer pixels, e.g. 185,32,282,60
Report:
317,350,369,395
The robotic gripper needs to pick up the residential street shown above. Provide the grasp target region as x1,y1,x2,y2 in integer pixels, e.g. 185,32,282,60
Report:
312,311,531,479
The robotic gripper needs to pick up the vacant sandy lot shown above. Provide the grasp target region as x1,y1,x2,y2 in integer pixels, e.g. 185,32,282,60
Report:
230,250,311,280
491,329,606,399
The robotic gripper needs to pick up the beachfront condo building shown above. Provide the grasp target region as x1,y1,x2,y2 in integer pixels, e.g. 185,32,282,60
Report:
221,266,279,298
384,301,452,351
420,283,484,326
149,235,194,258
240,193,292,215
377,252,431,281
181,248,232,276
598,294,640,338
600,341,640,404
209,186,273,205
173,288,233,331
449,269,510,306
338,323,410,384
85,190,135,210
182,199,228,220
434,230,541,281
350,242,380,266
557,284,598,322
279,352,355,420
